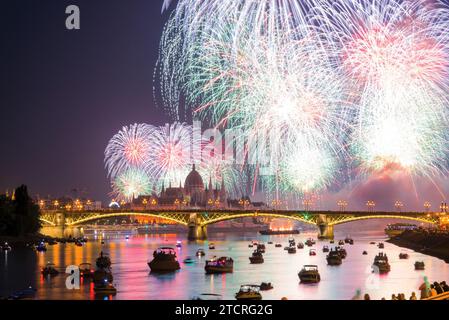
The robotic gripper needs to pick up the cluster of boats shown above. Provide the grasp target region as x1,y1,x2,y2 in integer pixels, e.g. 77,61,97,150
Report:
1,242,12,251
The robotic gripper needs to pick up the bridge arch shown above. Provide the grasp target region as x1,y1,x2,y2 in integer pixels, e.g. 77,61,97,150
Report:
66,212,189,227
200,213,318,227
330,215,438,226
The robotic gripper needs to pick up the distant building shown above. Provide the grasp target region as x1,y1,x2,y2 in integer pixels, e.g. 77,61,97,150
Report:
133,165,228,209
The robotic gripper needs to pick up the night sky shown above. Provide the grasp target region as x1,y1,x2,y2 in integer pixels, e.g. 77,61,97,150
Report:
1,1,448,210
1,1,168,202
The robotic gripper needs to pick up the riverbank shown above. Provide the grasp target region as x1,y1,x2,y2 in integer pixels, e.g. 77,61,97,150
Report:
387,230,449,263
0,234,57,247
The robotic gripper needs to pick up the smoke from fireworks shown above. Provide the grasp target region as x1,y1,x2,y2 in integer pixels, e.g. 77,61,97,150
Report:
111,168,152,202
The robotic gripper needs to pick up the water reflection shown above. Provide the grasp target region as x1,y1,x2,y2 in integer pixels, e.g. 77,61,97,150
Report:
0,227,448,300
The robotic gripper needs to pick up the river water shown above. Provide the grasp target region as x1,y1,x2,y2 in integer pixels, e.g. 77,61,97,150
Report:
1,222,449,300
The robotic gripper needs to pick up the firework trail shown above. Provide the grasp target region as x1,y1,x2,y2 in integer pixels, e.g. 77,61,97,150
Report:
111,168,152,202
314,0,449,178
104,123,154,179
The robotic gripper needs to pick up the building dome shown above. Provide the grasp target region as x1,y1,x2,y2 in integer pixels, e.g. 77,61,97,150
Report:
184,165,204,191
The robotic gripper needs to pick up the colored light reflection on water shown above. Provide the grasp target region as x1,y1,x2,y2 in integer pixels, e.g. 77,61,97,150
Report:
1,227,449,300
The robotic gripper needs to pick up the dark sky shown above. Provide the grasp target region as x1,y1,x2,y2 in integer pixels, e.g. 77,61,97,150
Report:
1,0,168,202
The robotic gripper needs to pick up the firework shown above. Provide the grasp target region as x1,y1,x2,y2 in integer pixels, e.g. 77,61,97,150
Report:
111,168,152,202
105,123,154,179
317,0,449,177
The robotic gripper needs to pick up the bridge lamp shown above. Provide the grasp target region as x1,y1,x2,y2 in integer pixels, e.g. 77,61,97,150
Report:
394,201,404,212
424,202,431,212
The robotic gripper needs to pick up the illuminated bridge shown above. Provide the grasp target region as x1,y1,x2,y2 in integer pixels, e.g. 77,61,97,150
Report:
39,209,441,240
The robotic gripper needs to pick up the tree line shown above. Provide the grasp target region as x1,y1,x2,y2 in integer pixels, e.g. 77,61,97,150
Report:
0,185,41,237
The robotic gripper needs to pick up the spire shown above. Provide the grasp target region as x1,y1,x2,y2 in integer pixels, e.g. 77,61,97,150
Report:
169,180,172,188
209,176,213,190
179,180,182,188
192,164,196,171
161,182,165,194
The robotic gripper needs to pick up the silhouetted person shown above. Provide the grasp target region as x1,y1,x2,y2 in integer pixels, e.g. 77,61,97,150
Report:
364,294,370,300
410,292,417,300
440,281,449,292
433,282,443,294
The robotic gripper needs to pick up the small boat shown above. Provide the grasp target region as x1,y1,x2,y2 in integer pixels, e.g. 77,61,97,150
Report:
205,256,234,274
9,286,37,300
148,247,180,272
80,237,88,243
399,252,409,259
235,285,262,300
322,245,329,253
327,249,343,266
176,241,182,248
362,251,368,255
288,238,296,247
47,239,57,246
196,249,206,257
94,280,117,295
257,243,266,253
338,240,345,246
260,282,273,291
74,240,83,247
93,252,113,284
96,251,112,269
79,263,94,277
377,242,385,249
298,265,321,283
1,242,12,251
309,249,317,256
248,244,254,248
372,252,390,274
41,262,59,276
183,257,195,264
267,241,273,245
370,241,376,245
284,246,290,250
336,246,347,259
344,237,353,245
125,235,130,240
249,250,264,264
275,243,282,248
329,240,335,244
36,242,47,252
415,261,425,270
297,242,304,249
288,246,297,254
209,243,215,250
305,239,315,247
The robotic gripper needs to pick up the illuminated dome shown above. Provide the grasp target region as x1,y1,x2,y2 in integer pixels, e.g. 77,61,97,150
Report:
184,165,204,191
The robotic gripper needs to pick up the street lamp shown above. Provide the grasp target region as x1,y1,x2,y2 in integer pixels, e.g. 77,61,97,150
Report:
440,202,448,214
394,201,404,212
366,200,375,212
424,202,431,212
337,200,348,212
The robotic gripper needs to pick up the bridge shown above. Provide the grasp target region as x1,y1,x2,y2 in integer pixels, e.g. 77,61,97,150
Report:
39,209,441,240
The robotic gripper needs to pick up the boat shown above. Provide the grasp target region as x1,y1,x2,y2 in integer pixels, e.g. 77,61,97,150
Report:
326,249,343,266
377,242,385,249
370,241,376,245
267,241,273,245
47,239,57,246
41,262,59,276
309,249,317,256
183,257,195,264
399,252,409,259
205,256,234,274
322,245,329,253
275,243,282,248
336,247,347,259
248,244,254,248
329,240,335,244
148,247,180,272
414,261,425,270
249,250,264,264
259,229,300,235
344,237,354,245
338,240,345,246
362,251,368,255
297,242,304,249
93,252,113,284
288,246,297,254
176,241,182,248
79,263,94,278
257,243,266,253
372,252,390,274
9,287,37,300
209,243,215,250
36,242,47,252
74,240,83,247
1,242,12,251
235,285,262,300
94,280,117,295
298,265,321,283
385,223,418,237
260,282,273,291
96,251,111,269
288,238,296,247
196,249,206,257
305,239,315,247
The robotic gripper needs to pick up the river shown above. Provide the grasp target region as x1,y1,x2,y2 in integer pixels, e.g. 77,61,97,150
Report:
1,222,448,300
